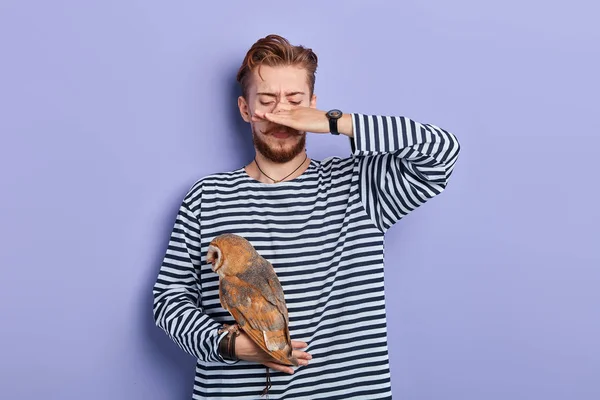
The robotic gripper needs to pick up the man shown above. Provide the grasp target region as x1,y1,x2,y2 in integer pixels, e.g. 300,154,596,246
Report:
153,34,460,399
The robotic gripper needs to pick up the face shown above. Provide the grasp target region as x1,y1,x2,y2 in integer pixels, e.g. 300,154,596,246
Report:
238,65,317,163
206,244,222,274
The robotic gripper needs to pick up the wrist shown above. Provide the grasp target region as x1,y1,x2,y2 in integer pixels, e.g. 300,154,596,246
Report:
338,114,353,137
326,109,353,137
218,331,239,361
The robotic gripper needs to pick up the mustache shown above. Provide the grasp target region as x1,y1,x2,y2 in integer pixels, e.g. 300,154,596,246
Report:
260,124,300,135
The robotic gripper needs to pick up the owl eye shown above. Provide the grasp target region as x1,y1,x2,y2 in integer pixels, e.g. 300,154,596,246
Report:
207,245,221,265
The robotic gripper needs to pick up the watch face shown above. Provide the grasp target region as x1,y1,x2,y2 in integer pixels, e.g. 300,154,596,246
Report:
327,109,342,119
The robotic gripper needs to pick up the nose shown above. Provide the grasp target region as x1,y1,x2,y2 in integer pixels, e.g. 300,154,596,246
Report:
271,97,292,113
272,102,284,114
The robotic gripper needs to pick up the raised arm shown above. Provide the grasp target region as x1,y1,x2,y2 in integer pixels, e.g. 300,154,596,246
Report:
251,106,461,233
349,113,461,232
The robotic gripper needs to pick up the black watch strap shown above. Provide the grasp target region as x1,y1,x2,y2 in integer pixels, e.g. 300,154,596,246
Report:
329,117,339,135
326,109,343,135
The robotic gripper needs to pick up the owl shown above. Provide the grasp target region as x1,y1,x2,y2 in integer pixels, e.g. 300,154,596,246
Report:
206,233,299,367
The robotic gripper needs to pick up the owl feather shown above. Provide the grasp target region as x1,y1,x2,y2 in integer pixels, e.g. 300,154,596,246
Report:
206,233,298,366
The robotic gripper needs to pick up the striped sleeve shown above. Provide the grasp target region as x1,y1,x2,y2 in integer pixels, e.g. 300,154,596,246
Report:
152,194,235,364
352,113,461,232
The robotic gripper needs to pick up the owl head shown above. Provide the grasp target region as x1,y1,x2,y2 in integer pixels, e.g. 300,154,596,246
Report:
206,233,256,277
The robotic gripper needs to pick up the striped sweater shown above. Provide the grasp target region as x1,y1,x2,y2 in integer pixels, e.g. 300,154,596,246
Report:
153,113,461,399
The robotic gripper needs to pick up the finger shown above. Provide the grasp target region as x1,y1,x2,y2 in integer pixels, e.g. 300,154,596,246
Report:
271,110,292,117
262,114,292,128
263,112,287,122
292,349,312,360
263,361,294,375
291,340,308,348
276,103,294,111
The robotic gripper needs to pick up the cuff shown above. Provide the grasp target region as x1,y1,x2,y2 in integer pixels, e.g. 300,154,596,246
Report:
215,329,240,365
351,113,375,155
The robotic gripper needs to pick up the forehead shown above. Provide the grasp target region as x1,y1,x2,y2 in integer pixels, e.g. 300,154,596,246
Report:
250,65,310,94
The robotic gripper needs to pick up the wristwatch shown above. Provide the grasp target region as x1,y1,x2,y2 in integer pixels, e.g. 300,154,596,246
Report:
326,109,343,135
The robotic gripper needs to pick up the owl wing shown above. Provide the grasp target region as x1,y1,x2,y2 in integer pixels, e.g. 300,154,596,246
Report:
220,268,295,366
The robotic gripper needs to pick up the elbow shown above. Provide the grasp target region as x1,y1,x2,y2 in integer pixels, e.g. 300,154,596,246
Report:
449,129,461,158
437,129,461,182
152,292,166,329
452,134,461,160
441,127,461,161
152,307,162,329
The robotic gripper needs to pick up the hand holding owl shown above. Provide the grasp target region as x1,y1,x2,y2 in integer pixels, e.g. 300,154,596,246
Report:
235,333,311,374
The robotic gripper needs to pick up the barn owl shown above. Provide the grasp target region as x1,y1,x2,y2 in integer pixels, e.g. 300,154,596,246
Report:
206,233,299,367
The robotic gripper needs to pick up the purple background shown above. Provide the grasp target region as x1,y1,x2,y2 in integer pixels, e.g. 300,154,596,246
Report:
1,1,599,399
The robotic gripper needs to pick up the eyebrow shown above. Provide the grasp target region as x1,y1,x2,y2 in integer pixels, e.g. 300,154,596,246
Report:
256,91,305,97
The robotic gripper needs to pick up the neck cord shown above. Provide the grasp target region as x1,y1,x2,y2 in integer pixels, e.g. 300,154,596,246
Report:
254,154,308,183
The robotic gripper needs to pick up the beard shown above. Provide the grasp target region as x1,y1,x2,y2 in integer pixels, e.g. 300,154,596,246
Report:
252,123,306,163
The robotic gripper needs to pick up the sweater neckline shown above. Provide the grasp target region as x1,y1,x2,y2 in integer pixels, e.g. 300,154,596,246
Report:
238,159,318,186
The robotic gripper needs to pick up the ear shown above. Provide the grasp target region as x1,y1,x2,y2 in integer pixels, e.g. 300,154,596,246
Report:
238,95,252,123
309,94,317,109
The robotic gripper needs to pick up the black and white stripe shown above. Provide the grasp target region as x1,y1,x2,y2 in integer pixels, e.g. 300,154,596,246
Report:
153,113,460,399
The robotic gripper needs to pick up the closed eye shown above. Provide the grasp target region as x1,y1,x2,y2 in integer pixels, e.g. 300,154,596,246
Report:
260,101,301,106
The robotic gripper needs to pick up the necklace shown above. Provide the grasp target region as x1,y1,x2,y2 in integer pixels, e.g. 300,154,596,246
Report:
254,154,308,183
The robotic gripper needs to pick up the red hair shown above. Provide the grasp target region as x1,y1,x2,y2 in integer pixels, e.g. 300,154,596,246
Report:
236,34,318,98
